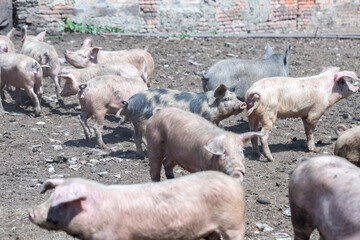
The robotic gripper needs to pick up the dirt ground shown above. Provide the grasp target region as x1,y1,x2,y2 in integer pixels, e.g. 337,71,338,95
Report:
1,30,359,240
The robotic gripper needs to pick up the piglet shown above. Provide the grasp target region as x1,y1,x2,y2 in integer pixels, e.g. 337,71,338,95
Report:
64,37,154,85
289,155,360,240
245,67,359,161
0,53,43,116
60,61,147,97
20,26,63,106
334,124,360,163
146,107,264,182
29,171,245,240
78,64,147,150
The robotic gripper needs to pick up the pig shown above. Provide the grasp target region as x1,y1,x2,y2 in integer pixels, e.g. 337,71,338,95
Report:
29,171,246,240
64,37,154,86
202,43,291,100
146,107,264,182
0,27,15,53
20,25,64,106
0,53,43,116
289,155,360,240
245,67,359,161
60,61,148,97
118,84,247,157
78,64,147,150
334,124,360,163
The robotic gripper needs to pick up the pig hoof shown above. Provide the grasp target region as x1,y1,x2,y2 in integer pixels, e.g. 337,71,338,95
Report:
309,147,319,153
57,99,66,108
252,151,261,157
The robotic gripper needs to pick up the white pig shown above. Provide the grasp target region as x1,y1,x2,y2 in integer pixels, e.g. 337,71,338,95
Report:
245,67,359,161
29,171,246,240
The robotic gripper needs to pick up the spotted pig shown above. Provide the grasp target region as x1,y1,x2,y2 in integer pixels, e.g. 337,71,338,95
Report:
118,84,246,157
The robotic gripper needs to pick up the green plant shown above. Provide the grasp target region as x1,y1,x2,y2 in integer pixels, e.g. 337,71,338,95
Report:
171,30,203,40
57,17,125,35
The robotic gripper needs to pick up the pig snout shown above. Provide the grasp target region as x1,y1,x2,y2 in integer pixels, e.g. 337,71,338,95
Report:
239,102,247,110
64,50,69,56
28,208,35,223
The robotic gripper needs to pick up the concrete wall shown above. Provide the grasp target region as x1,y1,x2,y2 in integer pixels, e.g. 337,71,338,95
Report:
9,0,360,34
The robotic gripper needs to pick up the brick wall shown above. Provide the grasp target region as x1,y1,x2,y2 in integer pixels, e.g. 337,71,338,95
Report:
10,0,360,34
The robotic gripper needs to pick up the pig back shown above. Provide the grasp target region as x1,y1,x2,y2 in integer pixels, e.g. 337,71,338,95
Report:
289,156,360,237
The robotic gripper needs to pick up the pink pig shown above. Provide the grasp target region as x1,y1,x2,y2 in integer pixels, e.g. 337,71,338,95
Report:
64,37,154,85
78,64,147,150
0,53,43,116
29,171,246,240
245,67,359,161
146,107,264,182
60,61,147,97
20,26,63,107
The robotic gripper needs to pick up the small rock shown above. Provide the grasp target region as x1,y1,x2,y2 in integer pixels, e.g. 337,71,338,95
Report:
283,208,291,217
31,144,42,152
50,174,64,179
272,232,291,240
114,174,121,178
53,154,67,163
89,159,99,165
48,165,55,173
124,171,132,174
53,145,63,151
224,42,236,47
36,121,46,125
45,158,53,163
68,157,78,165
98,171,109,176
49,138,61,144
175,169,185,174
257,197,271,204
255,223,273,232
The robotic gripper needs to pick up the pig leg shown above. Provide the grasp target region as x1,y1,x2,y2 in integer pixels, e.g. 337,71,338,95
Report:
301,117,319,152
291,204,314,240
15,87,21,106
133,124,145,158
93,112,109,150
163,157,177,179
51,74,65,108
259,116,276,161
0,82,5,100
78,112,91,141
147,133,165,182
24,87,41,116
248,116,260,157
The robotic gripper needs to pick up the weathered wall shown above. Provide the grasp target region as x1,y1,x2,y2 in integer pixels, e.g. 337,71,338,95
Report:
9,0,360,34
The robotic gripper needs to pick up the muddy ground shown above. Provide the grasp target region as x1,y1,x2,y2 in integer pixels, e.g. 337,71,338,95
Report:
1,30,360,240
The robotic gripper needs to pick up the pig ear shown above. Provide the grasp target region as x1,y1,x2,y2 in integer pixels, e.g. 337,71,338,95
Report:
141,61,148,84
59,73,75,82
264,43,274,59
21,25,28,43
83,37,93,48
36,30,46,42
237,131,265,144
204,135,226,156
40,179,65,194
89,48,99,59
51,184,87,207
334,71,358,82
214,84,227,99
283,44,291,64
6,28,15,39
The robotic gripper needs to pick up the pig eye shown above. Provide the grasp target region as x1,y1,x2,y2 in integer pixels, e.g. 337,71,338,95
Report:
223,97,230,101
